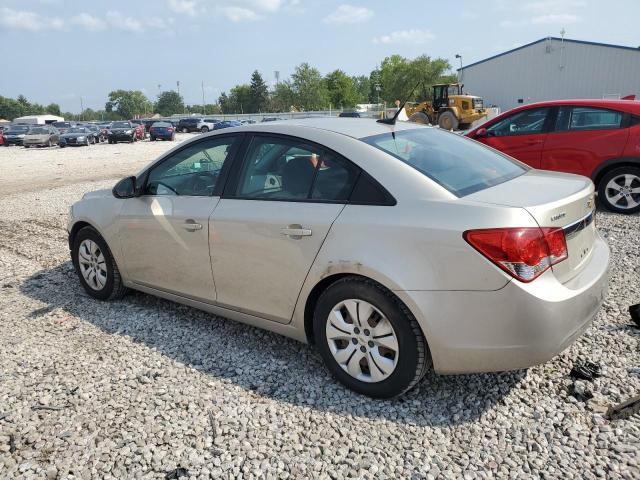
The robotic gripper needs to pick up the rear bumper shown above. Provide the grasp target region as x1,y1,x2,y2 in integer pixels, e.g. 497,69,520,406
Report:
109,134,135,141
398,233,610,374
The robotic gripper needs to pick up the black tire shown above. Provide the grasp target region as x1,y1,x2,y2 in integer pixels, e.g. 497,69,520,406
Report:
182,127,188,133
313,276,430,398
200,126,209,133
597,166,640,214
437,110,459,130
150,136,156,141
71,226,128,301
408,112,431,125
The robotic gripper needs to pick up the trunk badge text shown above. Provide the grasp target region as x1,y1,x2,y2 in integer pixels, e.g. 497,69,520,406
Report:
551,212,566,222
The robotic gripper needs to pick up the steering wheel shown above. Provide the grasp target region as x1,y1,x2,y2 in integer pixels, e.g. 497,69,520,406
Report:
189,172,217,195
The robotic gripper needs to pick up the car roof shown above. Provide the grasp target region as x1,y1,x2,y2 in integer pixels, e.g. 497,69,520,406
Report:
240,117,424,139
505,98,640,113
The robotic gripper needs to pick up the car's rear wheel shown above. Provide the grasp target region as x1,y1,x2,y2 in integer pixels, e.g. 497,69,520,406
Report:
201,126,209,133
150,136,156,141
313,277,430,398
72,226,128,301
598,166,640,214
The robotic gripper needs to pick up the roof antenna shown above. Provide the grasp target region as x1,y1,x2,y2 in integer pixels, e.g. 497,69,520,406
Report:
377,80,422,125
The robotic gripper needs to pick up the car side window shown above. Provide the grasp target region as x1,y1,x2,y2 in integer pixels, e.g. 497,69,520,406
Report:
235,136,360,202
555,106,623,132
145,136,237,196
486,108,549,137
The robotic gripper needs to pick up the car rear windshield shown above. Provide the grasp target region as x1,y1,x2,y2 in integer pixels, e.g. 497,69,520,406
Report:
112,122,130,128
152,122,171,127
8,126,29,133
361,127,527,197
53,122,71,128
30,127,48,134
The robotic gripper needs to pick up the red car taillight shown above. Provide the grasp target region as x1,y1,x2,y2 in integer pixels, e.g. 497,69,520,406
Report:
463,227,568,282
168,128,173,132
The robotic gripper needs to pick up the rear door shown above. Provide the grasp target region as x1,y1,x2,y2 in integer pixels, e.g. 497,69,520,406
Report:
541,106,629,177
478,107,552,168
210,133,360,323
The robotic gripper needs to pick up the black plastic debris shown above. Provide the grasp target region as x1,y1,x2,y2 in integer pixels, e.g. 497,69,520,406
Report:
607,395,640,420
630,303,640,327
165,467,189,479
570,361,602,381
569,382,594,402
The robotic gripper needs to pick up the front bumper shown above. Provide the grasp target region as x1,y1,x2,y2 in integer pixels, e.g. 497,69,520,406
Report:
4,138,23,145
398,233,610,374
109,133,135,141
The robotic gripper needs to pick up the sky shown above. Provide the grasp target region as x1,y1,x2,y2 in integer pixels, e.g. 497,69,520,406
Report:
1,0,639,112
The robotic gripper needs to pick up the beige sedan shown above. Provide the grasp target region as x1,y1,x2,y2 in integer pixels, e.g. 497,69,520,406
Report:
68,118,609,397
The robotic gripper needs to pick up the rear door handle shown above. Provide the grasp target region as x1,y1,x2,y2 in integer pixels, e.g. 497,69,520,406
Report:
183,220,203,231
281,224,312,239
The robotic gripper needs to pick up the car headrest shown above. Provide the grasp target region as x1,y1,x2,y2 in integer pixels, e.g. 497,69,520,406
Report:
281,156,316,196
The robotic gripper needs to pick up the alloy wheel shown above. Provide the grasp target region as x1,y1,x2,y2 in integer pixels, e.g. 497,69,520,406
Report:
78,239,107,290
605,173,640,210
325,299,399,383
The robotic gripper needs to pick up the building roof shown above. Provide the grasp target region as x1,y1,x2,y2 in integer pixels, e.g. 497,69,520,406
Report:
459,37,640,71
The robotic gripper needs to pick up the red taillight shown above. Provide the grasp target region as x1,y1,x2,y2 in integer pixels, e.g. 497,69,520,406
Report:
463,227,568,282
168,128,173,132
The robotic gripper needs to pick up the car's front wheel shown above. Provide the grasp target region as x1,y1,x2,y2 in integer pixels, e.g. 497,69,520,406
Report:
72,226,128,301
598,166,640,214
201,126,209,133
313,277,430,398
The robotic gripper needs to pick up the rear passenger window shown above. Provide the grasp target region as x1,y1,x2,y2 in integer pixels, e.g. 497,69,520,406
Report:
486,108,549,136
235,136,359,202
556,106,622,131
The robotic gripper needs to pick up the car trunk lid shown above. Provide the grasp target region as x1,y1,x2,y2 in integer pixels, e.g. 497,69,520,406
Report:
465,170,596,284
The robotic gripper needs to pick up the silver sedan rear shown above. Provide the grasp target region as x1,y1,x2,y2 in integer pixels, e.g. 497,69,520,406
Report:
67,118,609,397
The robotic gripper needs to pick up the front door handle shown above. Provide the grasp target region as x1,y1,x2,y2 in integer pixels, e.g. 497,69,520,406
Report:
281,224,312,239
183,220,203,231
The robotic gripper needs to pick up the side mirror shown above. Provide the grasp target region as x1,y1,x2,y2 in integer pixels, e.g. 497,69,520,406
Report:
475,127,488,138
113,176,137,199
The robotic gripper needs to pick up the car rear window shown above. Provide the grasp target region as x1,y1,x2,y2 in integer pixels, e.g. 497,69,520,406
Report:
112,122,130,128
361,127,527,197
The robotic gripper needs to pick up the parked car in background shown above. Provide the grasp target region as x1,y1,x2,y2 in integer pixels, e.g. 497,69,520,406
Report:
141,119,156,133
108,121,138,144
149,122,175,141
23,125,59,147
67,118,609,398
52,121,73,135
59,127,95,147
261,117,283,122
177,117,203,133
214,120,242,130
3,125,31,146
83,124,105,143
339,111,361,118
240,119,256,125
467,99,640,214
130,120,148,139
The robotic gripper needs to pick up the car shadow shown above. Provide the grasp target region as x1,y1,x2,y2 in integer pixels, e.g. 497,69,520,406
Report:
20,262,527,427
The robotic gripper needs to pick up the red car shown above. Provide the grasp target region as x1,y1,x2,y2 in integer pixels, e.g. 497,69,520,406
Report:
467,99,640,214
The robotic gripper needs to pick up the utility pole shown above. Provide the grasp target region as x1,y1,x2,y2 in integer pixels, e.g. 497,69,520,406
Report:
455,54,463,82
80,96,84,121
202,81,206,115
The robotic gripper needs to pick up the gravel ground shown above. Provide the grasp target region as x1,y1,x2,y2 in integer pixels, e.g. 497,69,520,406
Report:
0,140,638,479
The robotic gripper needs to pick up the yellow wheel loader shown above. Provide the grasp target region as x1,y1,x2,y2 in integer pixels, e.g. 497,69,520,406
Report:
404,83,488,130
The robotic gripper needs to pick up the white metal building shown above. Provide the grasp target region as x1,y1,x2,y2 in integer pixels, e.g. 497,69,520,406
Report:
12,114,64,125
458,37,640,112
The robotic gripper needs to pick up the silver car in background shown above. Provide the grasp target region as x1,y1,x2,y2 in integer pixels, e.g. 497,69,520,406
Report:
67,118,609,398
23,125,59,147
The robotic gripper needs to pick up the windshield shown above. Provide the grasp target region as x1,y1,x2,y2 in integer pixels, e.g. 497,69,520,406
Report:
30,127,48,134
361,127,527,197
152,122,170,127
68,127,87,133
53,122,70,128
112,122,130,128
7,126,29,133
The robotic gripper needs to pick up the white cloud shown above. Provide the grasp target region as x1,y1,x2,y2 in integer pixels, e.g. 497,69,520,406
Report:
106,11,145,32
531,13,581,24
0,7,64,31
373,29,435,45
523,0,586,13
71,13,107,32
167,0,198,16
222,6,260,22
324,4,373,24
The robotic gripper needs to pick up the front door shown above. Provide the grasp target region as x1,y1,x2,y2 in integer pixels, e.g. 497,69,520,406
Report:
478,107,552,168
210,134,360,323
118,135,240,302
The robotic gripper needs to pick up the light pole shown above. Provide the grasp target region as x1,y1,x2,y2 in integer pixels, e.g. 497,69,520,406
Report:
80,96,84,121
455,54,463,82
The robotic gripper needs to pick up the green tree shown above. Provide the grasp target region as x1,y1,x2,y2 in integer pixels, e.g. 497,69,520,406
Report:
155,90,184,116
269,81,295,112
352,75,370,104
377,55,452,104
324,69,358,109
248,70,269,113
290,63,328,111
218,92,230,114
0,95,23,120
105,90,152,119
45,103,61,116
